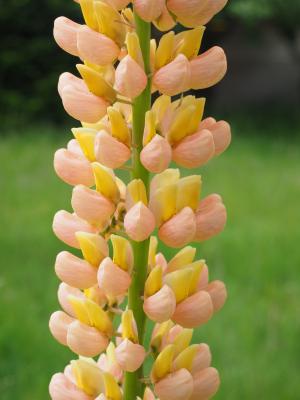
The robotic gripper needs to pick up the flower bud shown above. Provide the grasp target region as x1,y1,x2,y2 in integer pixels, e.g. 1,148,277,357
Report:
153,55,191,96
54,148,94,187
77,25,120,66
52,210,97,248
159,207,196,248
115,339,146,372
206,280,227,313
172,291,213,328
55,251,97,289
189,46,227,90
210,120,231,156
134,0,165,22
143,285,176,323
191,344,212,375
71,185,115,228
194,194,227,242
114,55,147,99
49,311,74,346
172,129,215,168
94,130,131,168
53,17,80,57
98,257,131,297
189,367,220,400
141,135,172,173
67,320,109,357
124,202,156,242
49,373,91,400
154,369,194,400
57,283,85,317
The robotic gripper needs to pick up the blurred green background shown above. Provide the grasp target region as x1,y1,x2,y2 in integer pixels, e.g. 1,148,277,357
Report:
1,0,300,399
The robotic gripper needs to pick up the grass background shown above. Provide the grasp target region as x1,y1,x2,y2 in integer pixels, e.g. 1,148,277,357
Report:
0,118,299,399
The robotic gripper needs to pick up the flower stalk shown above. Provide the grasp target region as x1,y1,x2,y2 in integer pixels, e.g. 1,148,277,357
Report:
49,1,231,399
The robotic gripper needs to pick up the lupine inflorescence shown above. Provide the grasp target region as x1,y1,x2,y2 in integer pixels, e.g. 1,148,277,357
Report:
49,1,231,399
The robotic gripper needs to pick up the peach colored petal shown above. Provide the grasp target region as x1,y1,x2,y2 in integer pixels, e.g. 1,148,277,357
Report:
67,320,109,357
158,207,196,248
61,85,109,123
54,148,94,187
49,373,92,400
77,25,120,65
153,54,191,96
134,0,165,22
154,369,194,400
53,17,80,57
210,120,231,156
153,4,176,31
141,135,172,173
58,72,88,97
189,367,220,400
49,311,74,346
189,46,227,90
124,202,156,242
143,285,176,323
98,257,132,297
205,280,227,313
53,210,97,248
172,129,215,168
172,291,213,328
115,339,146,372
94,130,131,168
198,117,216,131
67,139,86,159
167,0,210,20
97,354,123,382
191,344,212,375
197,264,209,290
55,251,97,289
194,194,227,242
114,55,147,99
71,185,115,228
57,283,85,317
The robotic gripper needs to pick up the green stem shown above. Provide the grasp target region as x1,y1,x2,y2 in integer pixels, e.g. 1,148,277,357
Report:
123,12,151,400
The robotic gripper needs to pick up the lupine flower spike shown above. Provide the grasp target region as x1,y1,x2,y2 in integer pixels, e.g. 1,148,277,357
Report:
50,0,231,399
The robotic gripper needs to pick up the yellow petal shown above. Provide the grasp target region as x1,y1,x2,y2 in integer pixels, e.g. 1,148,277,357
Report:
176,175,201,212
151,320,174,351
151,95,171,127
155,31,175,69
187,97,206,135
92,162,120,203
168,104,196,144
174,27,205,60
72,127,97,161
77,64,116,103
78,0,98,30
122,309,138,342
68,296,91,325
151,168,180,192
164,269,194,303
145,265,163,297
103,372,122,400
148,236,158,269
152,344,175,381
143,110,156,146
186,261,205,296
71,358,104,396
173,329,193,356
106,342,118,365
111,234,133,271
85,298,113,335
127,179,148,206
126,32,144,68
94,1,126,47
167,246,196,273
76,232,108,267
173,344,198,372
107,106,131,145
152,183,177,224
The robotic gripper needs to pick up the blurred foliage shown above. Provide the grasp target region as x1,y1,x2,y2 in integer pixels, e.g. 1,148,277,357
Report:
1,0,299,123
227,0,300,28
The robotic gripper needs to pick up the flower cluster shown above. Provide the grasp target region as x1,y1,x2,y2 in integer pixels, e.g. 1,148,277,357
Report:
49,0,230,399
